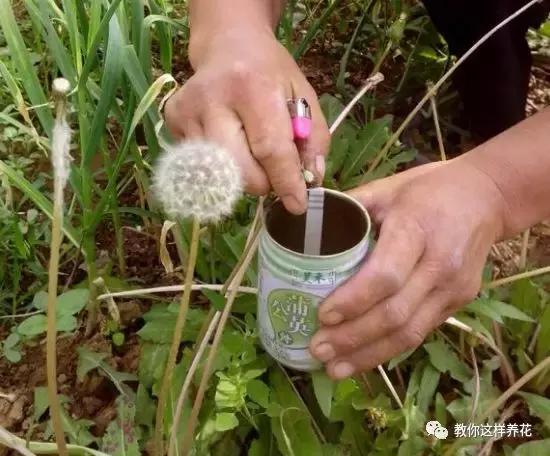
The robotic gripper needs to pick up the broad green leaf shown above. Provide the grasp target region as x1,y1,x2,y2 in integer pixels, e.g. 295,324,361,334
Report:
57,289,90,317
214,412,239,432
388,348,415,370
34,386,49,420
447,396,470,423
517,392,550,425
135,384,155,431
319,94,345,126
4,332,20,349
101,397,140,456
77,347,137,394
57,314,78,333
467,298,534,323
435,392,447,427
269,367,322,456
416,363,440,415
513,439,550,456
247,379,271,408
17,314,47,336
424,340,471,383
202,288,225,312
215,372,247,410
138,342,169,387
59,408,96,446
138,317,175,343
32,291,48,311
311,370,334,418
341,116,392,182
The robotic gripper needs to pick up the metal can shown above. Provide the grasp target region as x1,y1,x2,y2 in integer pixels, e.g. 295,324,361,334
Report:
257,188,372,371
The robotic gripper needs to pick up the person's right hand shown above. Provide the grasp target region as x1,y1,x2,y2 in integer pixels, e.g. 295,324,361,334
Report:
164,28,330,215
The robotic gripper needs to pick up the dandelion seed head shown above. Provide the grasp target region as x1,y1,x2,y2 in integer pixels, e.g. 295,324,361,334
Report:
152,140,242,223
52,78,71,95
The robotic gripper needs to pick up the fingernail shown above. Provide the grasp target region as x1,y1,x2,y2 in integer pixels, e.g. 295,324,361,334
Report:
320,310,344,325
315,155,325,180
312,342,335,362
333,361,355,379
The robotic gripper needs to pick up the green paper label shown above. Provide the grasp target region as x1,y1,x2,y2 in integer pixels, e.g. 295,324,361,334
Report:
267,289,319,349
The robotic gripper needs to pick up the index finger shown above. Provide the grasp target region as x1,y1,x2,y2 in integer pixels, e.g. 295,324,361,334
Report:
318,213,426,325
233,83,307,215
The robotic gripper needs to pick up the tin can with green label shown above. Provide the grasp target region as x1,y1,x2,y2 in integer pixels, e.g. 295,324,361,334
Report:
258,188,371,371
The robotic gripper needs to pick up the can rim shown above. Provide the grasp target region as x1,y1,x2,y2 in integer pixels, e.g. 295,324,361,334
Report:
262,188,372,260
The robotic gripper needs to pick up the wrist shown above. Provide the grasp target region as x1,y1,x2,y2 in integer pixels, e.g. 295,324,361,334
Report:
455,155,514,241
188,25,275,69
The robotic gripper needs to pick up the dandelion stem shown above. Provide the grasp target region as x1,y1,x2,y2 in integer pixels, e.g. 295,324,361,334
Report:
154,216,201,456
46,78,71,456
179,230,261,455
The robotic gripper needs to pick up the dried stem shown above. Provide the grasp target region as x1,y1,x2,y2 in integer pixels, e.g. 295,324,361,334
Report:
428,86,446,161
485,265,550,289
445,317,515,384
170,203,264,455
519,228,530,270
479,355,550,422
179,231,261,455
364,0,543,178
97,284,257,301
329,72,384,135
45,79,72,456
153,216,201,456
376,365,403,408
168,311,221,456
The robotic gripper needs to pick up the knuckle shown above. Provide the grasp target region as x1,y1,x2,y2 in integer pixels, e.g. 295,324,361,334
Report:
384,299,408,329
227,60,255,84
441,251,465,277
339,331,363,351
376,267,404,295
399,326,425,350
250,138,290,163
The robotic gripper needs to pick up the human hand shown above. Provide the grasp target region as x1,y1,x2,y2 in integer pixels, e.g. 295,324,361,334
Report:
164,28,329,215
309,159,509,379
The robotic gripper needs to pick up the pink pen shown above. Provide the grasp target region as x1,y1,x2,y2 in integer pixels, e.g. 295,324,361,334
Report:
287,98,312,140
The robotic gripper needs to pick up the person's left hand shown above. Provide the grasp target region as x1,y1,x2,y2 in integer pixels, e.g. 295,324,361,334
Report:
309,158,510,380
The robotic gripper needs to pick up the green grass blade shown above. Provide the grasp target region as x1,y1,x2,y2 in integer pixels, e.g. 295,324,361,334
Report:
293,0,342,60
139,15,186,80
0,0,54,135
23,0,77,84
0,160,80,248
60,0,83,74
87,0,103,51
79,0,124,90
130,0,145,54
0,61,39,135
148,0,173,72
90,70,177,230
82,16,124,167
